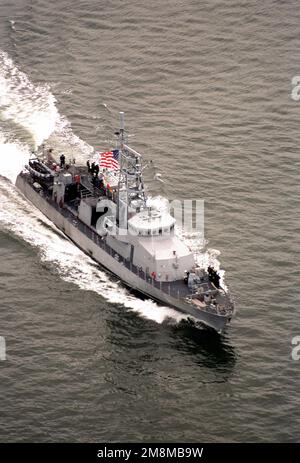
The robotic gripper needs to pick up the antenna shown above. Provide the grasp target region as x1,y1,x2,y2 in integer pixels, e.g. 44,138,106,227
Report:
117,112,125,225
119,111,125,130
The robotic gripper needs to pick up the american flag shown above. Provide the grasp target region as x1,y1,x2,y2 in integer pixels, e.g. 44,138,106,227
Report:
99,149,120,170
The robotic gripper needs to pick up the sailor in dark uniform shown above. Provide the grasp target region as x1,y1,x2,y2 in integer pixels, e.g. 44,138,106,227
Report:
213,272,220,288
207,266,221,288
60,153,66,168
207,266,214,276
184,270,190,284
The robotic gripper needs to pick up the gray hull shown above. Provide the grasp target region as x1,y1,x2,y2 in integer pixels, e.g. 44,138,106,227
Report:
16,174,231,333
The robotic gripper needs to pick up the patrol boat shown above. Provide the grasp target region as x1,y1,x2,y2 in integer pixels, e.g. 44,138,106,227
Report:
16,113,234,333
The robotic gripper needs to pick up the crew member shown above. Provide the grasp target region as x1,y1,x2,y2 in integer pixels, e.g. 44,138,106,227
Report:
207,266,214,276
213,272,220,289
207,266,221,289
184,271,190,284
91,173,97,190
60,153,66,168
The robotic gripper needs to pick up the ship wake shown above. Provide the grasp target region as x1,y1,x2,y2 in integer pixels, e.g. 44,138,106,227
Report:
0,49,223,327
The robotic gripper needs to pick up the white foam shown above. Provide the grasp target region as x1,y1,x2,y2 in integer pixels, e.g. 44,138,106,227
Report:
52,115,94,161
9,20,16,31
0,133,30,183
0,51,59,148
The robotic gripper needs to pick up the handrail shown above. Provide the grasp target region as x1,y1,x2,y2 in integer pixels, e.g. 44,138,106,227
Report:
38,189,230,314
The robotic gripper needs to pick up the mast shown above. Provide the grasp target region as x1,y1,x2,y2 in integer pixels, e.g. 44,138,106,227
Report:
116,112,148,230
119,111,127,204
117,112,128,229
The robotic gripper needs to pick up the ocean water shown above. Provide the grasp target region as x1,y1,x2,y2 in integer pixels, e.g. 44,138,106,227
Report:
0,0,300,442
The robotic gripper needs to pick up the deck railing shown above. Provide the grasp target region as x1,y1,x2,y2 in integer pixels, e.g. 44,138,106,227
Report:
43,193,188,300
22,173,233,316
